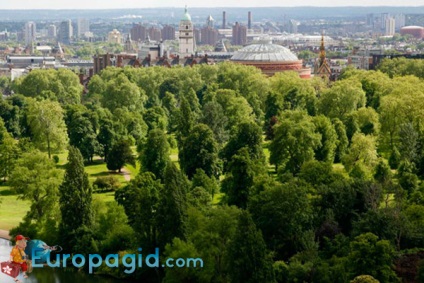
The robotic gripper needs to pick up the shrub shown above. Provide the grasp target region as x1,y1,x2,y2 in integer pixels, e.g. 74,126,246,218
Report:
93,176,121,192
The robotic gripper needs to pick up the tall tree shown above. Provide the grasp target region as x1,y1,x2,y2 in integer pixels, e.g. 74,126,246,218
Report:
0,118,19,181
201,100,229,145
27,99,68,158
269,111,321,174
59,146,93,251
9,150,62,220
107,139,135,173
313,115,337,163
228,211,275,283
179,124,220,179
221,121,265,172
140,129,170,180
156,162,189,249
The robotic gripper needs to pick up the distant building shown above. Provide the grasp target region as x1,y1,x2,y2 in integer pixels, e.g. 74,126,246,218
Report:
148,27,162,42
179,6,195,57
385,17,395,36
48,25,57,39
58,20,72,44
400,26,424,39
201,26,218,46
108,29,122,44
162,25,175,40
24,22,36,46
77,18,90,37
206,15,214,28
194,28,201,45
232,22,247,46
230,42,311,78
289,19,298,34
394,14,406,31
130,23,147,42
381,13,390,30
314,34,332,79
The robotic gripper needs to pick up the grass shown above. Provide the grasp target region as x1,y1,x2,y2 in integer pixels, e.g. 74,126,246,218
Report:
0,195,31,230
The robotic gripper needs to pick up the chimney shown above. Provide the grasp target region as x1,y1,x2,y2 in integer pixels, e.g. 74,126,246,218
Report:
248,11,252,30
223,11,226,29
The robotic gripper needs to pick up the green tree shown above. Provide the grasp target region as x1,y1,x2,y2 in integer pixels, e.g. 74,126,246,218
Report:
342,133,378,177
350,275,380,283
332,118,349,163
221,121,265,172
318,79,366,120
348,233,399,282
156,162,189,249
97,117,116,162
59,146,93,252
222,147,261,209
179,124,220,179
140,129,170,180
102,73,143,112
269,111,321,174
313,115,337,163
115,172,161,249
27,99,69,158
9,150,62,220
107,139,135,173
0,118,19,181
201,100,229,144
228,211,275,283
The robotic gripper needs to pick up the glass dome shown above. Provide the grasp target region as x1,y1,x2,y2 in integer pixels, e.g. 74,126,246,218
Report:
231,43,299,62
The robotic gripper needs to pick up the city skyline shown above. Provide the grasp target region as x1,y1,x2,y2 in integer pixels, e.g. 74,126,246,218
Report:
0,0,423,9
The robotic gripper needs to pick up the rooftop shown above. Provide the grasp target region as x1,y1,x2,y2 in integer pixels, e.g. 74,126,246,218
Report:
231,43,299,62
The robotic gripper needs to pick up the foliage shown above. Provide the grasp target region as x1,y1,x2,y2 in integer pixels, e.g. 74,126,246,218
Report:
107,138,135,173
140,129,170,180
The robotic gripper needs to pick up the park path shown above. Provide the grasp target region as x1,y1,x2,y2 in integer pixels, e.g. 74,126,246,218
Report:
0,229,10,240
121,168,131,182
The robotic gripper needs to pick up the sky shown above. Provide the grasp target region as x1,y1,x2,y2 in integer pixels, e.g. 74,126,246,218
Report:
0,0,423,9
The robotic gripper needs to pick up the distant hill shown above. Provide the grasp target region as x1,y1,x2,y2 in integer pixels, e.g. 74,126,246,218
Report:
0,7,423,22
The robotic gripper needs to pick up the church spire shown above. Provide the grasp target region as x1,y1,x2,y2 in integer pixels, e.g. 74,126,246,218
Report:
319,31,326,67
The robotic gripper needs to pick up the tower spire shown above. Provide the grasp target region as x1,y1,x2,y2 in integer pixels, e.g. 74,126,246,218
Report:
319,31,326,67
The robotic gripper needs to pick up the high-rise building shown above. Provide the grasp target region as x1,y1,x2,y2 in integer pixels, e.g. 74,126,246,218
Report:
162,25,175,40
148,27,162,42
130,23,147,42
206,15,214,28
58,20,72,44
394,14,406,30
194,28,201,45
48,25,57,39
289,19,298,34
77,18,90,37
367,13,374,26
201,26,218,45
232,22,247,46
179,7,195,57
108,29,122,44
385,17,396,36
24,21,36,46
222,11,226,29
381,13,390,30
248,11,252,30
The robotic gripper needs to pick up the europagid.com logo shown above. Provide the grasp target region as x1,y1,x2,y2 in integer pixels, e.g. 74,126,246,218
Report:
31,248,204,274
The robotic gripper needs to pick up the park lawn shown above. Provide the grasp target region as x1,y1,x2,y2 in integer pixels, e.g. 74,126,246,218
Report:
84,158,128,185
0,195,31,230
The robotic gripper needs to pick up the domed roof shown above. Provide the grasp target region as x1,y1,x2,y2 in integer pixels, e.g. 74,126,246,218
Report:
181,7,192,21
231,43,299,62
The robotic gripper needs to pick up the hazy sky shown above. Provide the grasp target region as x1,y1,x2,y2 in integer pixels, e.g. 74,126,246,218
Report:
0,0,423,9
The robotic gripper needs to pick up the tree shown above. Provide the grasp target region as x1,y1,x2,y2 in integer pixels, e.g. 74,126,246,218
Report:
9,150,62,220
102,73,143,112
201,100,229,144
318,79,366,120
342,133,378,177
333,118,349,163
350,275,380,283
313,115,337,163
249,180,314,259
222,148,260,209
27,99,68,158
107,139,135,173
140,129,170,180
156,162,189,249
65,105,99,162
97,118,116,162
115,172,161,249
179,124,220,179
348,233,399,282
59,146,93,252
269,111,321,174
0,118,19,181
228,211,275,283
221,121,265,172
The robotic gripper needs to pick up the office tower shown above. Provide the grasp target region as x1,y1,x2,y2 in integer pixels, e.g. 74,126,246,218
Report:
222,11,226,29
394,14,406,30
77,18,90,37
248,11,252,30
232,22,247,45
130,23,147,42
385,17,395,36
48,25,57,38
58,20,72,44
24,21,36,45
162,25,175,40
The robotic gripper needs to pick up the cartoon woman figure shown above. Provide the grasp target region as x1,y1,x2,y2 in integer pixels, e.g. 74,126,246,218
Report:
10,235,30,283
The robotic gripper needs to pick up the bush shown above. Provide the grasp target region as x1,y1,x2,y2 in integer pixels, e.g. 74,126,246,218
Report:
93,176,121,192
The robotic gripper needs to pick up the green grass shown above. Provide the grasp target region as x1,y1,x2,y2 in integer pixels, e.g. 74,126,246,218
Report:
0,195,31,230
